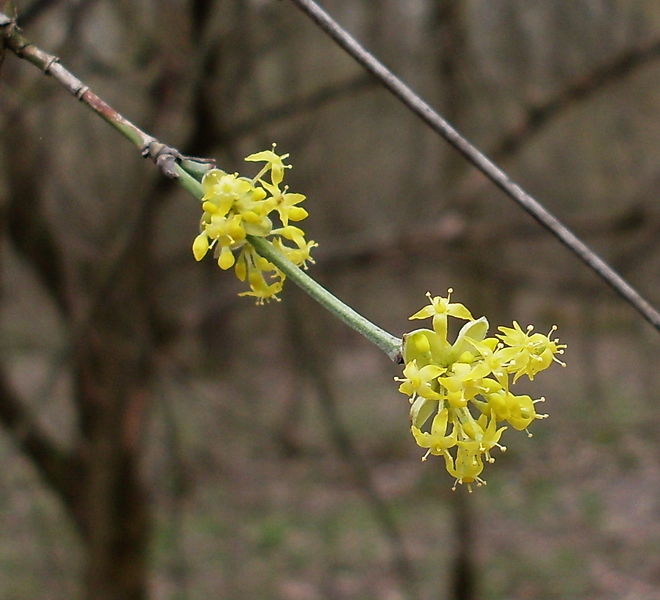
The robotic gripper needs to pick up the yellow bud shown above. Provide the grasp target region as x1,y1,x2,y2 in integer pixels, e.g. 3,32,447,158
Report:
218,246,235,270
192,233,209,261
287,206,308,222
413,333,431,355
234,259,247,281
242,210,264,224
202,201,218,214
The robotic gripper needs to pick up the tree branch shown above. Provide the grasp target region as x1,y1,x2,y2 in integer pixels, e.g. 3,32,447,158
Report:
224,73,376,141
0,11,214,180
2,4,657,330
490,38,660,160
287,0,660,332
0,368,82,515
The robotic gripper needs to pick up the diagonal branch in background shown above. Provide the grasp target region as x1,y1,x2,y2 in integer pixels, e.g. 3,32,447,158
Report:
287,0,660,333
491,38,660,160
224,72,376,141
1,6,657,331
0,368,82,521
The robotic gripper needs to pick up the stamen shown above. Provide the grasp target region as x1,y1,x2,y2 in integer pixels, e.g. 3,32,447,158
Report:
553,356,567,367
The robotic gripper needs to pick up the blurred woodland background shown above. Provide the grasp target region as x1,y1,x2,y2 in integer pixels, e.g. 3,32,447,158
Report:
0,0,659,599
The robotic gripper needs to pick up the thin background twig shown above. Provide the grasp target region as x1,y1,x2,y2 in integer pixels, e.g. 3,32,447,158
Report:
287,0,660,333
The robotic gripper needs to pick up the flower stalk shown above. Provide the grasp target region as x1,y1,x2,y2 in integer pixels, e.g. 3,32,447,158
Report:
249,235,402,362
187,148,399,362
172,164,204,198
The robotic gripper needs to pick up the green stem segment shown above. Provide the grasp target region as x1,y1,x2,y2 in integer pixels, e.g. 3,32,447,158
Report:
175,167,401,362
248,235,402,363
172,162,403,362
172,164,204,198
0,11,403,361
180,159,215,181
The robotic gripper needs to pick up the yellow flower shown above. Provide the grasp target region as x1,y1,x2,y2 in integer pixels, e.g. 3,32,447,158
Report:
476,412,507,463
273,236,317,269
275,191,308,225
464,336,504,379
409,289,473,339
193,146,315,303
206,213,246,246
395,359,445,400
202,171,253,217
192,233,210,261
217,245,236,270
260,179,308,226
239,269,284,304
501,393,547,433
496,322,566,381
399,291,564,489
447,441,485,492
438,362,482,408
411,408,457,460
245,146,291,185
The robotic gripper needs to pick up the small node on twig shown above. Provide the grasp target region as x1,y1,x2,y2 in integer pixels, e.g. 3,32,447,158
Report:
43,54,59,74
140,142,180,179
74,85,89,100
141,141,215,179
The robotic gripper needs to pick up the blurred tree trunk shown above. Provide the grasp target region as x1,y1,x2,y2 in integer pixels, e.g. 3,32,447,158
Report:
72,252,154,600
432,3,479,600
0,1,215,595
0,109,156,598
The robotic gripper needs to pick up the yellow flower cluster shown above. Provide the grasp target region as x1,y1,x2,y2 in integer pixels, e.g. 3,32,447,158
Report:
192,147,317,303
396,290,566,491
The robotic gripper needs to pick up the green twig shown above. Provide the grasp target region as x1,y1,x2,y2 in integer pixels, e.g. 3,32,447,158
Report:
249,236,402,362
0,9,402,361
171,164,204,198
175,166,402,361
